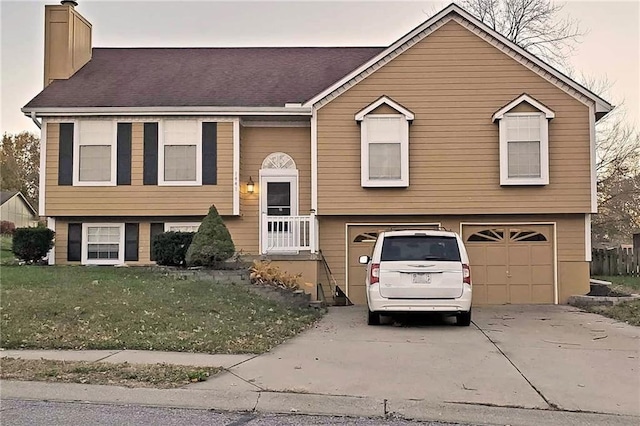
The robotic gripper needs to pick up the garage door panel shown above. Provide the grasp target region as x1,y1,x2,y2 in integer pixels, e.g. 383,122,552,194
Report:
487,265,508,285
532,284,554,303
487,285,508,305
510,285,532,304
466,246,486,264
464,224,554,305
531,245,553,265
509,265,532,284
508,246,532,266
532,265,553,285
486,246,508,265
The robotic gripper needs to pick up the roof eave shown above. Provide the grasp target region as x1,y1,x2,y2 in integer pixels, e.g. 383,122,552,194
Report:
303,3,613,114
22,105,313,117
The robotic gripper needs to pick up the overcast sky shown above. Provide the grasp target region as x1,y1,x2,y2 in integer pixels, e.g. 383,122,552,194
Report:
1,0,638,134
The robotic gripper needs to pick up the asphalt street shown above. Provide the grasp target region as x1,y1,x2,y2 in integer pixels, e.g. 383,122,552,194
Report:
0,399,468,426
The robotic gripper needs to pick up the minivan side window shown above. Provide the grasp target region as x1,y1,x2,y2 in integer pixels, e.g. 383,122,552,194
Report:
381,236,461,261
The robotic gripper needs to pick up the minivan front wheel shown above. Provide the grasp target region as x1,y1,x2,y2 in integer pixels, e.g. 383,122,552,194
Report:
367,309,380,326
456,310,472,327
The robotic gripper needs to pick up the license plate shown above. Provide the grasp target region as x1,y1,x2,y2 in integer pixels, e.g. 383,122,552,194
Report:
411,273,431,284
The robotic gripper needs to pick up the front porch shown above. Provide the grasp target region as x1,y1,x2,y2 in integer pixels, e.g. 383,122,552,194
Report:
260,213,319,255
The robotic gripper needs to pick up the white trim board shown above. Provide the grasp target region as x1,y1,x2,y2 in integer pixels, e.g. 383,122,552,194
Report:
459,221,558,305
233,119,241,216
39,120,47,216
492,94,555,122
304,4,611,117
355,96,415,121
343,222,442,299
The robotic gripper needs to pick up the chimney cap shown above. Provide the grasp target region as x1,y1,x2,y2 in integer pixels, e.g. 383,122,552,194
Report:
61,0,78,6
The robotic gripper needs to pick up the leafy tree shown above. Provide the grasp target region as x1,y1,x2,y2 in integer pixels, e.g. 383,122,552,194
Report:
1,132,40,210
186,205,235,267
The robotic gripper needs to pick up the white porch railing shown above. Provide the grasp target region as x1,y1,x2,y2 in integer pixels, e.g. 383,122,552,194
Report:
261,213,318,254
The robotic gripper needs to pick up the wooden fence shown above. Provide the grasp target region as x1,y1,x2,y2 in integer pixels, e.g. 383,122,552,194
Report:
590,248,639,276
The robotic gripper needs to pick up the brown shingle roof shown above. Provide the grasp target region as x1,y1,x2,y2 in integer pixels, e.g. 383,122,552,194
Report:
24,47,384,109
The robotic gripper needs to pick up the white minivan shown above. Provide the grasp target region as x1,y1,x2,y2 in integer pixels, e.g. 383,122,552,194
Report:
358,229,472,326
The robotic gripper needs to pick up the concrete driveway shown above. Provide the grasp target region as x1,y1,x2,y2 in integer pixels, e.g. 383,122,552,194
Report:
229,305,640,417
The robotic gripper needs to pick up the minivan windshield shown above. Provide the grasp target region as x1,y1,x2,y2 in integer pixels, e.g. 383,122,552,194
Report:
381,235,461,261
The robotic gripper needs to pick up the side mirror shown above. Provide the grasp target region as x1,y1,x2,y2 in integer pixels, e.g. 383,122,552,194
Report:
358,255,370,264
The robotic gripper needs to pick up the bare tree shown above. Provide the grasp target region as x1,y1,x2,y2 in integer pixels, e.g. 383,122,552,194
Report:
462,0,639,243
462,0,585,69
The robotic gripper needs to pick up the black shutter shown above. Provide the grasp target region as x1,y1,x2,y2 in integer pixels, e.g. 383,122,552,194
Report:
143,123,158,185
58,123,74,186
202,122,217,185
124,223,139,261
67,223,82,261
117,123,132,185
149,222,165,261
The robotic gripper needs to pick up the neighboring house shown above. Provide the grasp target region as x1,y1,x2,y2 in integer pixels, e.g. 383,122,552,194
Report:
0,191,38,228
22,1,612,305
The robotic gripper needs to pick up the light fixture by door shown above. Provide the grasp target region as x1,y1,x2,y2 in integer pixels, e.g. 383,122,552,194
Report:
247,176,255,194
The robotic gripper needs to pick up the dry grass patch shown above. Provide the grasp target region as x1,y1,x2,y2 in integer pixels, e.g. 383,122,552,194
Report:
0,357,220,388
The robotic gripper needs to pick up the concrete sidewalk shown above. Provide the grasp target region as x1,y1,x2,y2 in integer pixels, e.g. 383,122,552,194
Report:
2,305,639,425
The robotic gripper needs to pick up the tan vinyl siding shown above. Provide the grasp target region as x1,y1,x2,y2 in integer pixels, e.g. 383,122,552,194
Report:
319,214,587,304
370,104,402,115
224,126,311,254
44,120,234,216
317,20,592,215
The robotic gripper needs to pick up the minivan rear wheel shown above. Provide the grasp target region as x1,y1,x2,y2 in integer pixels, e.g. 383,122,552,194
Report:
367,309,380,326
456,310,471,326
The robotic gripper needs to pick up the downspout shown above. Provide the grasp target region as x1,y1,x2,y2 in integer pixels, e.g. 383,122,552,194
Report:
30,112,42,129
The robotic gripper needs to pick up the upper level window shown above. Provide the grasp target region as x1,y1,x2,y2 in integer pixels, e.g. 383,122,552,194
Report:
493,94,554,186
74,120,116,186
159,120,202,186
355,96,413,188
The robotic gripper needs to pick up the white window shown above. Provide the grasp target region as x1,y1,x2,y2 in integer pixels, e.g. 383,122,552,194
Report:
360,115,409,187
81,223,124,265
493,94,554,186
74,120,117,186
165,222,201,233
499,113,549,185
159,120,202,186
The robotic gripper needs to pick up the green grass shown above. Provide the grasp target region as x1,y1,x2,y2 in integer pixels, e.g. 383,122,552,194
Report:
0,358,220,388
585,300,640,327
0,235,17,265
592,275,640,292
0,266,323,353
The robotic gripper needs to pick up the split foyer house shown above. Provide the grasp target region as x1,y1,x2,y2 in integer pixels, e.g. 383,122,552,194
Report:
23,1,612,305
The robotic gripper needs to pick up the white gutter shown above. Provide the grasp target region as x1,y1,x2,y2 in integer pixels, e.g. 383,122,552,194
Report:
22,106,312,117
30,111,42,129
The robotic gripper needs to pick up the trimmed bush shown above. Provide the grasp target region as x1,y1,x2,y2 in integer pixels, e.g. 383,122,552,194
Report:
186,205,235,267
152,232,195,266
12,226,55,263
1,220,16,235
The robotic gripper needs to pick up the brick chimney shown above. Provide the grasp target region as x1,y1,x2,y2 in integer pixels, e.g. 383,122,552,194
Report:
43,1,92,87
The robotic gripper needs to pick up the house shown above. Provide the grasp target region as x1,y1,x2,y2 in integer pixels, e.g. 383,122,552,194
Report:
22,1,612,305
0,191,38,228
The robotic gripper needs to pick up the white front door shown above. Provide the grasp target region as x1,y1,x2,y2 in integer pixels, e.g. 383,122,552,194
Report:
260,174,298,253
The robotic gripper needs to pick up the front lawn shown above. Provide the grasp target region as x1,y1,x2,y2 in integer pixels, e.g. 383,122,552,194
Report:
0,235,16,265
592,275,640,292
589,275,640,326
1,266,322,353
0,358,219,388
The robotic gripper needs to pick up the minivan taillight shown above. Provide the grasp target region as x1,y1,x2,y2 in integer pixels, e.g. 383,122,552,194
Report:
462,264,471,285
370,263,380,285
